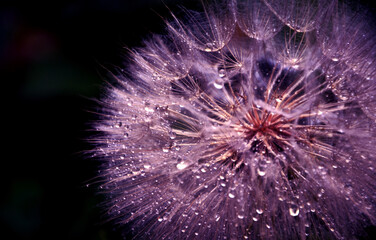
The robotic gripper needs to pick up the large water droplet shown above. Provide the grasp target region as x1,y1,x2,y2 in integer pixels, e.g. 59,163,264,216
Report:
214,78,224,89
169,132,177,139
144,164,151,169
204,43,214,52
289,205,300,217
145,106,154,113
176,162,188,170
256,208,264,214
218,68,226,78
257,159,267,176
257,167,266,176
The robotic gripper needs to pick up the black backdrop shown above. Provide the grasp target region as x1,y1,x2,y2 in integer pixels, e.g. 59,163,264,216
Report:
0,0,199,239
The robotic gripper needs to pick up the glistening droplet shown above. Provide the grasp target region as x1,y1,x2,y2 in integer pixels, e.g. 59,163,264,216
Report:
214,78,224,89
289,204,300,217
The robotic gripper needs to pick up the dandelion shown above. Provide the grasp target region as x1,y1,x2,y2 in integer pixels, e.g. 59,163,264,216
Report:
91,0,376,239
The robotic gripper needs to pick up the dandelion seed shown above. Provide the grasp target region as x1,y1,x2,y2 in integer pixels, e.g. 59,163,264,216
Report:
92,0,376,239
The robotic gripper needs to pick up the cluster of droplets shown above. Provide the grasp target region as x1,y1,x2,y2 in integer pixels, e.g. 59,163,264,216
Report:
92,0,376,239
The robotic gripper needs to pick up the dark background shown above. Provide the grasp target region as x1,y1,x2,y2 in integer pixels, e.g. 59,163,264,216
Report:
1,0,375,240
0,0,199,239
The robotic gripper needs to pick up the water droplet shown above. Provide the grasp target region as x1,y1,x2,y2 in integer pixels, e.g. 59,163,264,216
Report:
204,42,214,52
257,158,267,176
257,167,266,176
176,162,188,170
228,193,235,198
204,43,214,52
289,205,300,217
256,208,264,214
169,132,177,139
162,147,169,153
218,68,226,78
237,214,244,219
144,164,151,169
213,78,224,89
145,107,154,113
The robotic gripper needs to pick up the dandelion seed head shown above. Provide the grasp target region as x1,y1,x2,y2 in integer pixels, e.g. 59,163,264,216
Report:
92,0,376,239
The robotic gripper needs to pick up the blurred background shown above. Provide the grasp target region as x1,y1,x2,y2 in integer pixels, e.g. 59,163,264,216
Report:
0,0,198,239
1,0,375,240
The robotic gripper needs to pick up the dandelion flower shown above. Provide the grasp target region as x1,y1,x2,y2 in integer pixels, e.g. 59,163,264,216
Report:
91,0,376,239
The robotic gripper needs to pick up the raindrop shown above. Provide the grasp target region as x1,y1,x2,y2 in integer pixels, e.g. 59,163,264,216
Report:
205,43,214,52
289,204,300,217
228,193,235,198
214,78,224,89
257,158,267,176
144,164,151,169
218,68,226,78
169,132,177,139
257,167,266,176
176,162,188,170
145,106,155,113
162,147,169,153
